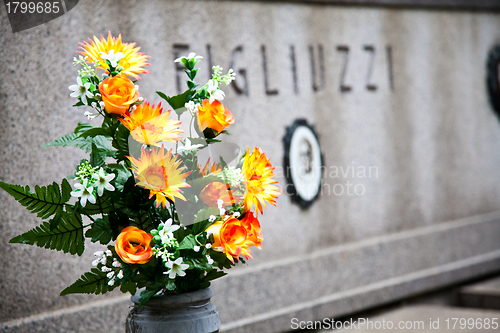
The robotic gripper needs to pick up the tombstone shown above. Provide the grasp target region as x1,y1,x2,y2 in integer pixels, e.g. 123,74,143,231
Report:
1,1,500,332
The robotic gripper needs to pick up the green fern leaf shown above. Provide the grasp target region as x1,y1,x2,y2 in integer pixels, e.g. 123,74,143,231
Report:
9,210,85,255
0,179,72,220
60,268,112,296
43,123,97,153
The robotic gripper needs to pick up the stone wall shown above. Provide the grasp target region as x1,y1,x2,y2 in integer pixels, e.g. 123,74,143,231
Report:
1,1,500,332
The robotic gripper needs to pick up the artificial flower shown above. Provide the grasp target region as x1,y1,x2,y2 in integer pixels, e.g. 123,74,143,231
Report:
158,218,180,244
79,32,150,79
242,147,281,214
178,138,204,154
174,52,203,63
207,80,225,103
100,49,124,67
120,101,183,146
197,99,234,138
70,179,96,207
68,77,93,105
129,146,191,208
115,226,153,264
99,74,139,115
240,211,263,249
164,257,189,279
206,217,253,263
200,182,242,207
198,159,222,177
92,167,115,196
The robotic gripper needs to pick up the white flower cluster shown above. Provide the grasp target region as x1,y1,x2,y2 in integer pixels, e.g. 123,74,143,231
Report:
219,166,244,188
70,166,115,207
92,250,124,286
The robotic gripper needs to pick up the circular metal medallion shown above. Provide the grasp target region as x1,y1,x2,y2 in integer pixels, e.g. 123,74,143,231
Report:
283,119,323,208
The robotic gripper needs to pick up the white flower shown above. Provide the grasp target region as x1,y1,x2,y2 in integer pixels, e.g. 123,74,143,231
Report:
117,270,124,279
174,52,203,63
217,199,224,209
219,208,226,216
91,259,100,267
209,215,216,223
92,168,115,196
178,138,204,154
94,251,104,257
84,110,100,120
206,255,214,265
105,250,112,256
205,243,212,249
106,271,115,279
112,259,122,268
100,49,124,67
159,219,180,244
101,266,112,273
164,257,189,279
207,80,225,103
193,246,200,252
69,77,93,105
70,179,96,207
108,278,115,286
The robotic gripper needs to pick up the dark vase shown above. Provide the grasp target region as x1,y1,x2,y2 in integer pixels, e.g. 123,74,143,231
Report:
125,287,220,333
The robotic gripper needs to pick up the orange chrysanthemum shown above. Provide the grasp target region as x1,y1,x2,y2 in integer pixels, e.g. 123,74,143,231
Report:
206,217,253,263
129,147,191,208
115,226,153,264
79,32,150,79
198,158,222,177
120,101,183,146
242,147,281,214
199,182,243,207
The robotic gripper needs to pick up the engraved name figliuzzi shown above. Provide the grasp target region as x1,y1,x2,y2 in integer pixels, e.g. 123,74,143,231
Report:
171,43,395,96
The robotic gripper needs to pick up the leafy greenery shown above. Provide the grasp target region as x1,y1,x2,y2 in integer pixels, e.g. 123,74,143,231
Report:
0,179,72,221
10,210,85,256
60,268,113,296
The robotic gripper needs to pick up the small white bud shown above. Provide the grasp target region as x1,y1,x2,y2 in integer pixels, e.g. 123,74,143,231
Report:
117,270,124,279
193,246,200,252
94,251,104,257
101,266,112,273
107,278,115,286
205,243,212,249
106,271,115,279
105,250,112,256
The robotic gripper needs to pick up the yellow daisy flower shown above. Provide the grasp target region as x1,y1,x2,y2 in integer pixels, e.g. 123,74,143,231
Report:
79,32,150,79
129,147,191,208
120,101,183,146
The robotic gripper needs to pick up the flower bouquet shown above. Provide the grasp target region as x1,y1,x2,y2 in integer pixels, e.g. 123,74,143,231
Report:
1,33,280,309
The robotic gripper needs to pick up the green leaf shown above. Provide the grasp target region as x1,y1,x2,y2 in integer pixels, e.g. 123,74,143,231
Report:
138,286,163,307
204,270,227,282
10,210,85,256
0,179,72,220
60,268,112,296
112,124,130,162
90,142,106,167
85,218,114,244
156,89,193,116
78,127,112,139
79,193,112,215
43,123,98,153
178,234,196,250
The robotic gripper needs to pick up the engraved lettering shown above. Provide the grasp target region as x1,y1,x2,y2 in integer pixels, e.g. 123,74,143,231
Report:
337,45,352,92
290,45,299,94
309,44,325,92
261,45,279,95
230,45,249,96
363,45,377,91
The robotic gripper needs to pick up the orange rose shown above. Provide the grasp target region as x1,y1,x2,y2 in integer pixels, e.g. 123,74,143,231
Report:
99,74,140,115
115,226,153,264
199,182,242,207
206,217,253,263
197,99,234,138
